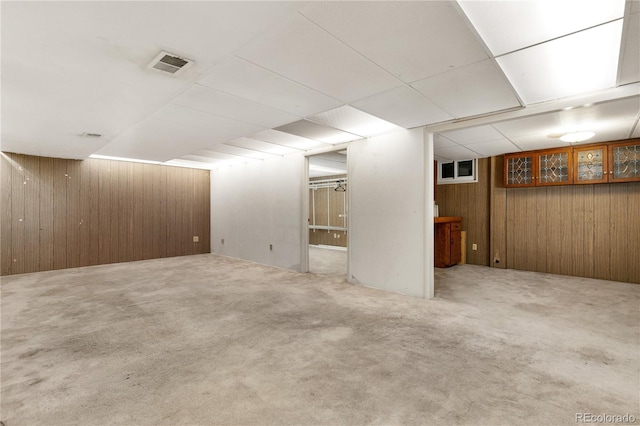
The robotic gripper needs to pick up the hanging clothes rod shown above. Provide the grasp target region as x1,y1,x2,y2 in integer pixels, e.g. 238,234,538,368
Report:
309,177,347,190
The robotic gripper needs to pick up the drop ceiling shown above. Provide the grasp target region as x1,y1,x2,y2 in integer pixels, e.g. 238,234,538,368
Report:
1,1,639,168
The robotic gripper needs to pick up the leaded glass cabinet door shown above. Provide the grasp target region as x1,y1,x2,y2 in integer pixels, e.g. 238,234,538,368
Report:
574,145,608,184
609,140,640,183
504,153,536,187
536,148,572,186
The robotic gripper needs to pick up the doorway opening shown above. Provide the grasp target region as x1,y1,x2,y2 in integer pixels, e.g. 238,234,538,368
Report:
307,150,348,277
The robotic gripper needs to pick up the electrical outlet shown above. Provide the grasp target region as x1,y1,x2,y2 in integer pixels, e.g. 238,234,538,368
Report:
193,236,199,243
472,243,477,251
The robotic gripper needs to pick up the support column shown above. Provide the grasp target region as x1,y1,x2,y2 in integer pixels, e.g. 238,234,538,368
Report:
424,131,435,299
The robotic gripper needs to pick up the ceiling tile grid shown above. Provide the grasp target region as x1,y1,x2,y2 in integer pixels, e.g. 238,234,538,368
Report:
300,1,489,83
618,10,640,86
496,21,624,105
1,1,638,167
351,86,453,129
198,57,342,117
172,85,300,129
458,0,626,56
235,13,401,103
410,60,522,118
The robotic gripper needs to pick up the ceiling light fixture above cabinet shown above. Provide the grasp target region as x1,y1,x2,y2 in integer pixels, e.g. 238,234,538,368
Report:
559,131,595,143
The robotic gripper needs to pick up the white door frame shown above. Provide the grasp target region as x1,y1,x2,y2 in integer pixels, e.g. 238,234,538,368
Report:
301,143,350,275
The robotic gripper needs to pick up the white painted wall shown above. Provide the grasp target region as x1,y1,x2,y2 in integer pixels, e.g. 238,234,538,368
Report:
210,128,435,298
348,128,427,298
210,153,304,271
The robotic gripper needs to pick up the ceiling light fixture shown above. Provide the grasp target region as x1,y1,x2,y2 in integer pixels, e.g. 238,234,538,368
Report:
559,131,595,143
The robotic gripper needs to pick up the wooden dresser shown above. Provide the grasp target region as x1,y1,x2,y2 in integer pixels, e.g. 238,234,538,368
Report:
435,216,462,268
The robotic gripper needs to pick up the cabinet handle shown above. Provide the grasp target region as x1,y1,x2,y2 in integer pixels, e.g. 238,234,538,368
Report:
604,171,607,174
610,171,613,174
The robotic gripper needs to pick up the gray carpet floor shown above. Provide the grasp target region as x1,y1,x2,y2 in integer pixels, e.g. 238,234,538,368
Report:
309,245,347,275
1,254,638,425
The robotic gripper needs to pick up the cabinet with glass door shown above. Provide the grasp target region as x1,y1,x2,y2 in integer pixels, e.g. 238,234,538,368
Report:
505,148,572,187
574,140,640,184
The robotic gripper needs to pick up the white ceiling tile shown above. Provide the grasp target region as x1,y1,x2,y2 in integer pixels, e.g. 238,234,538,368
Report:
434,135,460,150
302,2,488,83
205,145,279,160
507,121,635,151
508,135,573,151
441,125,505,144
0,1,304,159
198,57,341,116
464,139,522,158
619,12,640,85
275,120,362,144
306,105,401,137
172,85,299,129
182,153,241,163
632,2,640,14
96,118,230,162
226,137,302,156
411,60,521,118
352,86,453,128
236,14,400,102
250,129,329,150
494,97,640,140
150,103,264,141
459,0,625,56
163,159,218,170
309,156,348,174
96,104,266,162
434,145,480,161
493,114,562,138
497,21,624,105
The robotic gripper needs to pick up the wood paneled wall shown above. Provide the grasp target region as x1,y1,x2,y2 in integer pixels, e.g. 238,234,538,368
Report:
437,154,640,284
1,153,210,276
501,182,640,284
436,157,490,266
308,176,347,247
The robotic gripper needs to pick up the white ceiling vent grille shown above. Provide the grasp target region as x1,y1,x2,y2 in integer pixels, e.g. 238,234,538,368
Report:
148,51,193,76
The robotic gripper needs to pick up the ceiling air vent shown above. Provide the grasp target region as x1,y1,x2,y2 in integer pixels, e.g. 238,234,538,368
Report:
148,51,193,76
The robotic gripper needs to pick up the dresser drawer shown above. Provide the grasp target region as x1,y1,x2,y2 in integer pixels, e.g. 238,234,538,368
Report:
451,222,462,231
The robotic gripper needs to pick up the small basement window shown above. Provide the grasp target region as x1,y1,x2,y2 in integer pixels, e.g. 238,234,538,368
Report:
438,159,478,184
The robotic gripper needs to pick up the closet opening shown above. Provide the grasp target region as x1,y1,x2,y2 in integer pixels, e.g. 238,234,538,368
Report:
306,150,348,277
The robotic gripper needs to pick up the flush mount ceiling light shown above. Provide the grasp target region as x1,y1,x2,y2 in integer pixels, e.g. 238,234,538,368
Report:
559,131,595,143
148,51,193,76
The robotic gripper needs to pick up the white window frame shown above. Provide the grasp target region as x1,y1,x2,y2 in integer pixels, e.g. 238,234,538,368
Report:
437,158,478,184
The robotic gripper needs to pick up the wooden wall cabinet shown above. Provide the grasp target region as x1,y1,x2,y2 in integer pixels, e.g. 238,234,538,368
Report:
504,153,536,187
505,148,572,187
609,140,640,183
574,145,608,184
435,217,462,268
537,148,572,186
574,140,640,184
